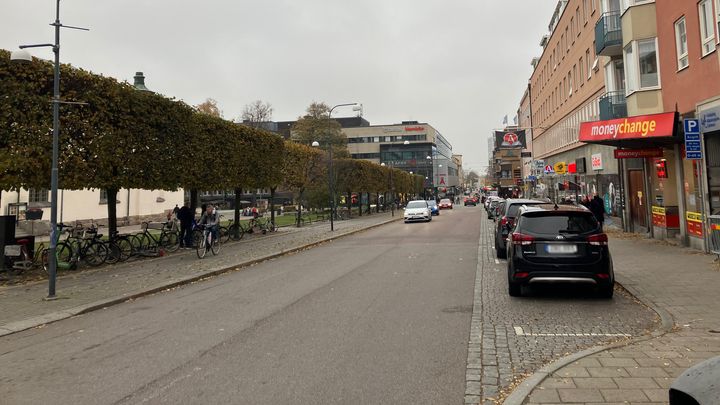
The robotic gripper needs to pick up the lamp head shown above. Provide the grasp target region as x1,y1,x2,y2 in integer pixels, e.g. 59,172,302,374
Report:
426,156,431,160
380,163,386,167
403,140,410,145
311,141,320,147
10,49,32,63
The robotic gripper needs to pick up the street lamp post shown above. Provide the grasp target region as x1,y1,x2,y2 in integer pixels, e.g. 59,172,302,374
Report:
11,0,88,299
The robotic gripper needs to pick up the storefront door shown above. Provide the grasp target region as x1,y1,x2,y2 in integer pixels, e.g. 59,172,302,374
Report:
705,133,720,215
629,169,647,228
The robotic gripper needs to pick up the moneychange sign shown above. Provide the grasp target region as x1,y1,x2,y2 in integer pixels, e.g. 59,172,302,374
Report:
579,112,677,143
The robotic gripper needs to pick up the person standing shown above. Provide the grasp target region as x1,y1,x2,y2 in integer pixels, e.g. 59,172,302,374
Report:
177,202,194,248
590,195,605,231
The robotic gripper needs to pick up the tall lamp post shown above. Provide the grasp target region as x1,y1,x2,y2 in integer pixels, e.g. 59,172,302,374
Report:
10,0,88,299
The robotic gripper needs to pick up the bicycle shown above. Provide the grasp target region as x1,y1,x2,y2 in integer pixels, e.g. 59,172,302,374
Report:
104,229,134,264
3,238,47,275
196,225,220,259
135,221,180,255
218,215,246,243
56,225,108,268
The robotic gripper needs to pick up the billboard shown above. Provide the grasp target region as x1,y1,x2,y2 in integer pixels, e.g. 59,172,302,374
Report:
495,130,527,149
579,112,677,143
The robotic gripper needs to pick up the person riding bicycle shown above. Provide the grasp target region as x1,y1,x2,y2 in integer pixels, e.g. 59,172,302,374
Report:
199,204,220,243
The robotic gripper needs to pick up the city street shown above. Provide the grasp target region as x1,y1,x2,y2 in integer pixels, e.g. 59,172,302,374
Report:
0,205,659,404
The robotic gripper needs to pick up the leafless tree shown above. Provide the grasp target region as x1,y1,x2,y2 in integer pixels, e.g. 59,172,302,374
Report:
241,100,274,127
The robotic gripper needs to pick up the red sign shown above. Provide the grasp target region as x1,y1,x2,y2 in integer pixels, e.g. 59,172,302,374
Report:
579,112,676,142
504,132,519,145
567,162,577,173
405,126,425,132
613,148,665,159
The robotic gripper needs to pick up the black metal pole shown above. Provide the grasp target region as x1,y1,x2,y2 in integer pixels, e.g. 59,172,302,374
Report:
329,145,334,231
47,0,61,299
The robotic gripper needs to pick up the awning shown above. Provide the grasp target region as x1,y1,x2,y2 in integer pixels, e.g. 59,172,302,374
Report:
579,112,679,148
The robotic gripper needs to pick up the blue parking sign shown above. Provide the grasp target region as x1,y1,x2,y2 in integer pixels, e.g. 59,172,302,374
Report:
684,119,702,160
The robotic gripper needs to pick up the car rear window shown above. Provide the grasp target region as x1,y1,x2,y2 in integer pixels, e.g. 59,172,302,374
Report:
507,203,542,218
406,201,427,209
518,212,598,235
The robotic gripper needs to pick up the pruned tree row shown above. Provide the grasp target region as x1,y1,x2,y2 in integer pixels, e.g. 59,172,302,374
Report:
0,50,424,233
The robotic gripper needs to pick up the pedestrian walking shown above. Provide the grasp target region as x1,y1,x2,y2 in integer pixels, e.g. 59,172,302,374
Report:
172,204,180,218
590,195,605,231
177,202,194,248
252,206,259,219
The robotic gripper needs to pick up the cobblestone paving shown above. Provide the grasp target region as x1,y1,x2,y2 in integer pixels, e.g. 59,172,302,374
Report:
0,213,399,330
465,214,658,404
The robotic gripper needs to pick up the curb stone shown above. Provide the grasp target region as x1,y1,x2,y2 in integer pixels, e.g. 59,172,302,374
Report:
0,216,402,338
502,275,675,405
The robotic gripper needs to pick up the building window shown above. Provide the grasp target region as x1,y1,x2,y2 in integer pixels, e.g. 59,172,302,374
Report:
100,189,108,204
716,0,720,45
568,72,573,96
699,0,716,56
579,57,584,85
675,16,689,70
624,38,660,93
586,49,592,79
28,188,49,204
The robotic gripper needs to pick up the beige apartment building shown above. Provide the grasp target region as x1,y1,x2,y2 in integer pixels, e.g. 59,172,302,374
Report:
528,0,621,215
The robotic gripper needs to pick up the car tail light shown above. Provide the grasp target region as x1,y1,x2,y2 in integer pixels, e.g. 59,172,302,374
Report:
511,232,535,245
596,273,610,279
588,234,608,246
500,216,508,226
514,272,530,278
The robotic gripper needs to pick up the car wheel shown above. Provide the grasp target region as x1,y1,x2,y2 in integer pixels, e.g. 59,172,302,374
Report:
508,281,521,297
597,283,614,299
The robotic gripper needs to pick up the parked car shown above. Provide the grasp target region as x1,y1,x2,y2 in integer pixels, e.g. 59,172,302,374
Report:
670,355,720,404
464,197,477,206
426,200,440,216
439,198,453,209
484,196,500,211
403,200,432,223
494,198,546,258
488,199,503,220
505,204,614,298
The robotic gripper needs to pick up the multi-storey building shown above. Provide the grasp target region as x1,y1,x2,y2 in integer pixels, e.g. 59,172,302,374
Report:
524,0,720,250
528,0,622,210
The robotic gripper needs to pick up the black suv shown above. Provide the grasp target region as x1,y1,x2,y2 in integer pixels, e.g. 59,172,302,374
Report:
494,198,545,258
506,204,614,298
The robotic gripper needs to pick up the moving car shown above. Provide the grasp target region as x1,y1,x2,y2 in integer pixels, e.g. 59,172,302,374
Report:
464,197,477,206
403,200,432,223
426,200,440,216
506,204,614,298
439,198,453,209
494,198,546,258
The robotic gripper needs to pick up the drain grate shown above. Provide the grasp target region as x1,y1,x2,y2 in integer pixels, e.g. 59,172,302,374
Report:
513,326,630,338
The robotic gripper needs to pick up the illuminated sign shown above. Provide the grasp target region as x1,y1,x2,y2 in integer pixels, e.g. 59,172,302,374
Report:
591,154,603,170
655,159,668,179
405,126,425,132
579,112,677,142
554,161,567,174
614,148,665,159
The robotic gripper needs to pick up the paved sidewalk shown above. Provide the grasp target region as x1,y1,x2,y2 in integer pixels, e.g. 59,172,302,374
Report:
521,233,720,405
0,212,400,336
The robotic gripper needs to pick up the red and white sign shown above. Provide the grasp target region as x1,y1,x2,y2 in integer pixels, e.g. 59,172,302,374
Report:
579,112,677,142
613,148,665,159
404,126,425,132
591,153,603,170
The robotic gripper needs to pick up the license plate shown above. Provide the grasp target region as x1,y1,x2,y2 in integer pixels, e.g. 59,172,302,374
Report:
546,244,577,254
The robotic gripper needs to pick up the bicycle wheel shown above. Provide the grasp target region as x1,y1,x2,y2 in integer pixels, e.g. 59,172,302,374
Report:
126,234,143,256
218,226,230,244
83,241,108,267
196,232,207,259
268,221,277,233
211,235,220,255
114,237,133,261
105,241,122,264
227,223,244,241
160,231,180,253
56,242,74,266
40,249,50,275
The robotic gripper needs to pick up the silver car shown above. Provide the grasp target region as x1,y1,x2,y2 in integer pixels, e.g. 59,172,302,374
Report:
404,200,432,223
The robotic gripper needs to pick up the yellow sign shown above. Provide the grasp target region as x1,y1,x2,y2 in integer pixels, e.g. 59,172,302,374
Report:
553,162,567,174
651,206,665,215
686,211,703,223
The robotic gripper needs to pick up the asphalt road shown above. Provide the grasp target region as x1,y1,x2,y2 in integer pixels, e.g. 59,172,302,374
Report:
0,207,479,405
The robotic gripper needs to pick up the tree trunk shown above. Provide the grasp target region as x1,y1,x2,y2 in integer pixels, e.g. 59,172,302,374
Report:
296,188,304,227
233,188,241,238
367,192,371,215
346,191,352,218
358,192,363,217
376,192,380,213
190,189,199,215
270,187,276,225
106,188,119,237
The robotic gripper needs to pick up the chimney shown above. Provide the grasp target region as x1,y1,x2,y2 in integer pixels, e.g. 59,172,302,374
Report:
133,72,151,92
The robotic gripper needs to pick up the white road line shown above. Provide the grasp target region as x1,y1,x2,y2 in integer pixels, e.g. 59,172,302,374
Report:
513,326,630,337
494,259,500,265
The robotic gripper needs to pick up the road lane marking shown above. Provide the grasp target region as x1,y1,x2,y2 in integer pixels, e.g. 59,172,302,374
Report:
513,326,630,337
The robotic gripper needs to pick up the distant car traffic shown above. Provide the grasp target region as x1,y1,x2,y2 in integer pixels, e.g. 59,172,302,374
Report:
404,200,432,223
495,199,546,258
426,200,440,216
439,198,453,209
464,197,477,206
506,204,614,298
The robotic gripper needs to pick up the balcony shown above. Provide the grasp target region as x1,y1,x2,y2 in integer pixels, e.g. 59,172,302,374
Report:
599,91,627,121
595,11,623,57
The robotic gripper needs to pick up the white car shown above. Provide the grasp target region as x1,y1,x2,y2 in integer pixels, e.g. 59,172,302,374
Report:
404,200,432,223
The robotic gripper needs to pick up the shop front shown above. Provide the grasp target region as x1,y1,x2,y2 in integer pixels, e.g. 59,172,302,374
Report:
579,112,681,239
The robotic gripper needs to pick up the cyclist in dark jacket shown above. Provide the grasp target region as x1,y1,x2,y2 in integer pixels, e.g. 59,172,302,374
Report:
177,202,194,248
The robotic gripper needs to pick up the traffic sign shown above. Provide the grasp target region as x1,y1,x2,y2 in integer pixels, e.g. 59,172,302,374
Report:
544,165,554,174
684,118,702,160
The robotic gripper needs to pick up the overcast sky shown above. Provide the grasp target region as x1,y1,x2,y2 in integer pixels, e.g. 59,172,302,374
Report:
1,0,557,173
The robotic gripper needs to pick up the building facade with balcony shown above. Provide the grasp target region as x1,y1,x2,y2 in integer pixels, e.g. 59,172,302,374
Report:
527,0,621,208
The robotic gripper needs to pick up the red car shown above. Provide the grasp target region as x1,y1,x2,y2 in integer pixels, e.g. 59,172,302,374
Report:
439,198,453,209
